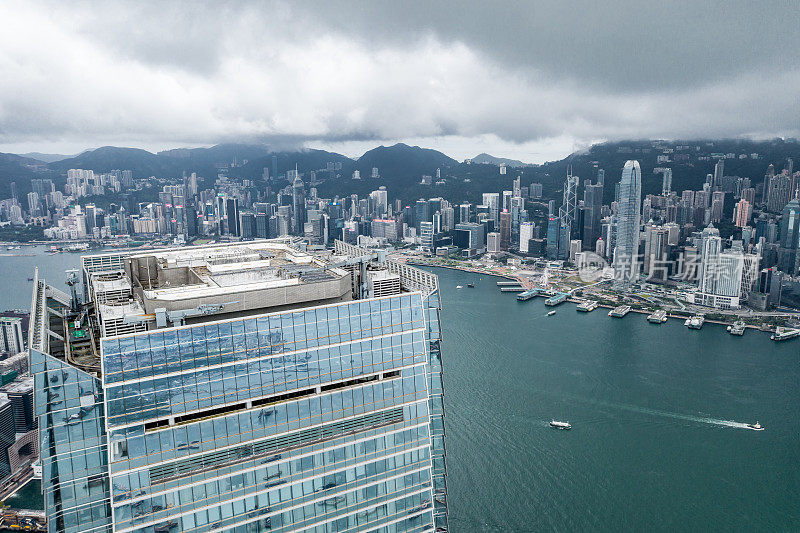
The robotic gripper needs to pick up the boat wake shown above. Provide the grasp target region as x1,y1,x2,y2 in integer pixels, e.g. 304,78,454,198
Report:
582,397,755,430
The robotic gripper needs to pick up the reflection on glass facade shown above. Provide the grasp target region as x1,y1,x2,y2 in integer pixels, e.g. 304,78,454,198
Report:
32,247,448,533
31,349,113,533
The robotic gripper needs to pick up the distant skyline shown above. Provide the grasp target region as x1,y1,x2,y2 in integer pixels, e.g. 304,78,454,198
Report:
1,1,798,162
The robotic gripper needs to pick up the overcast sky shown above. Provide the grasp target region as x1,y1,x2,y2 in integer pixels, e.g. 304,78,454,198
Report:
1,1,798,162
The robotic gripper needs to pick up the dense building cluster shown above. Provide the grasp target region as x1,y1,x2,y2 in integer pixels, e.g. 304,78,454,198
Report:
5,143,800,315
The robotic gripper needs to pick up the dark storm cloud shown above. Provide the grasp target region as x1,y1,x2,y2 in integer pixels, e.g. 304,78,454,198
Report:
297,0,800,91
0,1,798,159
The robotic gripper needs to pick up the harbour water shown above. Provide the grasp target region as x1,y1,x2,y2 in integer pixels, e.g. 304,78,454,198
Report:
1,250,797,530
429,267,800,532
1,245,93,310
3,479,43,510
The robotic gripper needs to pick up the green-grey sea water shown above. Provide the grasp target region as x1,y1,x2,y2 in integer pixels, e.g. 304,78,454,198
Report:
428,266,799,532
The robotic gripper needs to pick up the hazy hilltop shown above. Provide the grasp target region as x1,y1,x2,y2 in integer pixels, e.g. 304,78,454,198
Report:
19,152,74,163
471,153,532,167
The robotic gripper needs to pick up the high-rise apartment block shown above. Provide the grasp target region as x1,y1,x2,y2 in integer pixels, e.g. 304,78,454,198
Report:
30,240,448,533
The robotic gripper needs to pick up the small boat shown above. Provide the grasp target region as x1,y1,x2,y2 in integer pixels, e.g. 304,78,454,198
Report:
550,420,571,430
547,310,556,316
467,283,475,288
747,421,764,431
456,285,463,289
576,300,598,312
27,277,34,281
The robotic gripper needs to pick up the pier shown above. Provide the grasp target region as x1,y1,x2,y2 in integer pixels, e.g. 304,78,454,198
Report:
517,289,541,301
545,293,569,306
608,305,631,317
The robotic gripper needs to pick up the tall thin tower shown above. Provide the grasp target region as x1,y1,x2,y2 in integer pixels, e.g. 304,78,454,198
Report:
559,167,579,237
292,164,306,234
613,160,642,291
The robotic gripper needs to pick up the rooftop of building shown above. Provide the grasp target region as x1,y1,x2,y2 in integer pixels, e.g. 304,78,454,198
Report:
116,241,352,318
30,239,440,378
3,377,33,394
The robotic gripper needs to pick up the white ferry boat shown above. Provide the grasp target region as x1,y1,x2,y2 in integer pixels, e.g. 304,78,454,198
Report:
550,420,571,430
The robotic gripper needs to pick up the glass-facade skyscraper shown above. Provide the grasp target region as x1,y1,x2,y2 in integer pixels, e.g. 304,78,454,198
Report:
613,160,642,291
30,240,448,533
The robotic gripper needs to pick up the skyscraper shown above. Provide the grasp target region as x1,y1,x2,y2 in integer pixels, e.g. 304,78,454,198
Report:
498,210,511,251
414,199,430,232
519,221,535,253
292,173,306,234
31,241,449,533
778,196,800,275
713,159,724,188
458,203,471,224
767,174,792,213
559,172,579,238
225,197,240,237
613,160,642,290
710,191,725,223
481,193,499,222
0,317,25,354
643,225,669,282
662,168,672,196
692,225,745,309
582,180,603,250
734,199,751,228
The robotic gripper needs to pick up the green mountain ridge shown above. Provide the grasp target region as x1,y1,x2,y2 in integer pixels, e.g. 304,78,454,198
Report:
0,139,796,207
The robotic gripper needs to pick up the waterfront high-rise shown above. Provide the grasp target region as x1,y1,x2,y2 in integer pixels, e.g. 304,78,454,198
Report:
30,240,448,533
691,225,748,309
613,160,642,291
